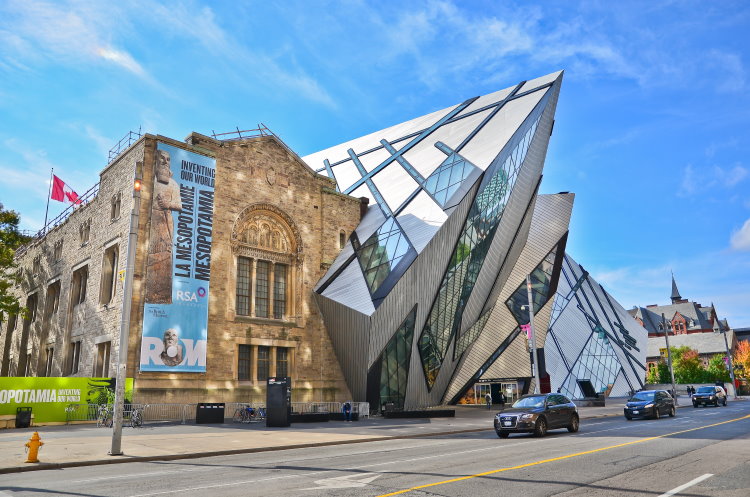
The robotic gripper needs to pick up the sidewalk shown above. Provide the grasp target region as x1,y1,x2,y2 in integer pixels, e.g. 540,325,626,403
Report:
0,398,650,474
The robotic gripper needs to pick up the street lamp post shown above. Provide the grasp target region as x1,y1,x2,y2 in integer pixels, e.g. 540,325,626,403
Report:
110,165,142,455
661,313,678,406
524,275,541,395
720,327,737,400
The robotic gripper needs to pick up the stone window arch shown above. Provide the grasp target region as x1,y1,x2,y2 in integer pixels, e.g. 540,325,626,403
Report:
231,204,302,321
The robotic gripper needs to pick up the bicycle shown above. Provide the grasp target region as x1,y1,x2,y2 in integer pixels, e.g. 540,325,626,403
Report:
233,405,264,423
97,405,113,428
130,405,148,428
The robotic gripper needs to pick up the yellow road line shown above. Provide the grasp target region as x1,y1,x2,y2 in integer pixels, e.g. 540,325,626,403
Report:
375,413,750,497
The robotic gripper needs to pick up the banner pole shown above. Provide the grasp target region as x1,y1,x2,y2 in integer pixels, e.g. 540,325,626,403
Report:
43,168,53,233
110,161,143,456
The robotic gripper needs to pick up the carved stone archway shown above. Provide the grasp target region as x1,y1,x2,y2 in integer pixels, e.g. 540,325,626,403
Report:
231,203,303,262
230,203,302,323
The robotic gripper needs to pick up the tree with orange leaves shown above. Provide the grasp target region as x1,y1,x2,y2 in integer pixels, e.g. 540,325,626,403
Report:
733,340,750,378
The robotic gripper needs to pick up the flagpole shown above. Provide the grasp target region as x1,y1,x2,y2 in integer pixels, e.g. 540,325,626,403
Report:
43,168,53,234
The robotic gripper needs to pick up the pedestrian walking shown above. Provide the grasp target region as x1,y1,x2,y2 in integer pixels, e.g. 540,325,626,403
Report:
342,401,352,421
499,392,506,410
687,385,693,397
485,392,492,410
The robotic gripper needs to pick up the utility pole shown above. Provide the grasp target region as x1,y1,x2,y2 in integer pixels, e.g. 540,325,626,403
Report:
110,163,143,455
661,313,678,406
720,327,737,399
525,275,541,395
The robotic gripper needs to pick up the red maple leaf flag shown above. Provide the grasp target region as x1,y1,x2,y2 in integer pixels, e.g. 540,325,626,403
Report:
51,175,81,204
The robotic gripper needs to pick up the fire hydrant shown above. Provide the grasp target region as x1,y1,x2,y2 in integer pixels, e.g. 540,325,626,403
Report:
24,432,43,463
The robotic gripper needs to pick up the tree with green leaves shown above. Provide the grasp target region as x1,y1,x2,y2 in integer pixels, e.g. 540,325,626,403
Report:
646,360,671,384
705,354,731,383
671,346,705,384
0,203,31,324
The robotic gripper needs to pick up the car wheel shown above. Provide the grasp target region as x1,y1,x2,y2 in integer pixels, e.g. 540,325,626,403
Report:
714,399,719,407
692,402,697,408
496,431,510,438
653,407,660,420
669,406,675,417
534,417,547,437
625,415,632,420
723,398,728,406
567,414,579,433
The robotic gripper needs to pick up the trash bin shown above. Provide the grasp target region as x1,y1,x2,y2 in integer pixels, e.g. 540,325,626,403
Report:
16,407,32,428
195,403,225,424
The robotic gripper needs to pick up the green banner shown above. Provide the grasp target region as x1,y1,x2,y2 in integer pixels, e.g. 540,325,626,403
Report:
0,377,134,423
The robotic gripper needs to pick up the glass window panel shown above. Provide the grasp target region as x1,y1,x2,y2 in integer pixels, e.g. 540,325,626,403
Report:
238,344,251,380
257,346,270,381
236,257,251,316
355,217,413,295
255,261,269,318
418,101,547,388
276,347,288,378
273,264,287,319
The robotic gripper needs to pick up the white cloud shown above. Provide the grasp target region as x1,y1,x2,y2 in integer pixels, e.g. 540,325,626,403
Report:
84,125,113,158
730,219,750,251
0,0,146,78
96,47,145,77
716,164,748,187
706,50,746,93
678,162,748,197
145,2,336,108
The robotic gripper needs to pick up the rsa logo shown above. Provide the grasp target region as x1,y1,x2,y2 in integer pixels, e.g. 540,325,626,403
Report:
176,287,207,302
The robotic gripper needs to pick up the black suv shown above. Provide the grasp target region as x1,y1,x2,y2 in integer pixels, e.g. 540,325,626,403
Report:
494,393,579,438
624,390,675,420
693,386,727,407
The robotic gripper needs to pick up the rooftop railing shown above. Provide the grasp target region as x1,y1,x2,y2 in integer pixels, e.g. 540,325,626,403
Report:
210,124,273,141
16,182,100,257
108,127,142,164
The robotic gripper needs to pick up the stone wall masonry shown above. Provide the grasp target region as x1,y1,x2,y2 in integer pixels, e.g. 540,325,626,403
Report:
129,133,364,404
0,140,144,379
1,131,364,406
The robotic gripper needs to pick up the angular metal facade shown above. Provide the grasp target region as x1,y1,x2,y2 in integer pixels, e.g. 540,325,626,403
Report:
305,71,566,409
544,254,648,398
445,193,574,404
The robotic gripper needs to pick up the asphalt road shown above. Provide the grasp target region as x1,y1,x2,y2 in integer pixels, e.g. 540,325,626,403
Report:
1,401,749,497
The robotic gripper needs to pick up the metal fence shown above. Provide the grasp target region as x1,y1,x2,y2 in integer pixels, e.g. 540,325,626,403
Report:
64,401,371,425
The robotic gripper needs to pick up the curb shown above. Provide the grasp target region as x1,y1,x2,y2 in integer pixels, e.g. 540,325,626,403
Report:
0,426,496,475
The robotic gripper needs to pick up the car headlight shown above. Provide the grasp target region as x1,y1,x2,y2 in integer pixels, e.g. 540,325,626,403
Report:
644,404,654,408
520,414,535,420
709,395,715,399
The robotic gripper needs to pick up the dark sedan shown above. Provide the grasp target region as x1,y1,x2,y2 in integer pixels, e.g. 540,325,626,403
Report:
692,386,727,407
624,390,675,420
494,393,579,438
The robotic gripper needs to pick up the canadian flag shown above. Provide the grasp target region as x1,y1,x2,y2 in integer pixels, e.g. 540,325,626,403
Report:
51,175,81,204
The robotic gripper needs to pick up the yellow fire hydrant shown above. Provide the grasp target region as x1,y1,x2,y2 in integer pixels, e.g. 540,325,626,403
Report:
24,432,43,463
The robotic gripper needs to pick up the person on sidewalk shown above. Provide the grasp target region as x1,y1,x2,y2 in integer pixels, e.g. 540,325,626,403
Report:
499,392,506,410
485,392,492,410
342,401,352,421
687,385,693,397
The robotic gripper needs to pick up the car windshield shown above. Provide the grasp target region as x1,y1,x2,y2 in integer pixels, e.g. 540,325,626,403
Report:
696,386,714,393
629,392,655,402
512,396,546,408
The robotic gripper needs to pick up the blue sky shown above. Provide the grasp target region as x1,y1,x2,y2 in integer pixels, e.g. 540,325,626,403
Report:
1,0,748,326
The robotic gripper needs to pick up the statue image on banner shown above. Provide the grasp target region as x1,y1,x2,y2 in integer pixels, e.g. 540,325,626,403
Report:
145,150,182,304
159,328,184,366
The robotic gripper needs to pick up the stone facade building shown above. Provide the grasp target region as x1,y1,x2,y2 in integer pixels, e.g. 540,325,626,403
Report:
628,275,736,374
1,130,365,404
